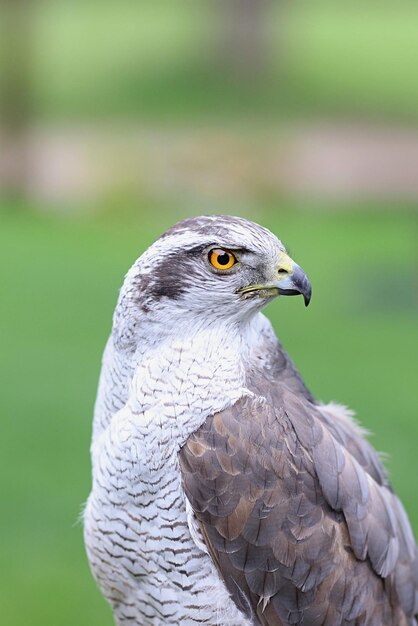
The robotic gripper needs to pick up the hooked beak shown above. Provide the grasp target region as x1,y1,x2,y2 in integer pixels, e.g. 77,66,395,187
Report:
238,252,312,307
275,263,312,307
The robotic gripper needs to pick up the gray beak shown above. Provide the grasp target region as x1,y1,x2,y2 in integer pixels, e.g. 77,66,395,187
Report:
275,263,312,307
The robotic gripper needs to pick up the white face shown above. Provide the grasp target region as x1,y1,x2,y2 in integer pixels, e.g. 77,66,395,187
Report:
121,215,310,327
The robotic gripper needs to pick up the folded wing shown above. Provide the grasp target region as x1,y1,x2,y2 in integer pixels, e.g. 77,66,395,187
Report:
179,391,418,626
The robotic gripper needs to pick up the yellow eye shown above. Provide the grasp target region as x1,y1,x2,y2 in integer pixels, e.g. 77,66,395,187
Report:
208,248,237,270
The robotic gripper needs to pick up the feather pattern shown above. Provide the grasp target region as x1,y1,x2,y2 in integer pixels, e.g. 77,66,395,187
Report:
84,215,418,626
180,383,418,625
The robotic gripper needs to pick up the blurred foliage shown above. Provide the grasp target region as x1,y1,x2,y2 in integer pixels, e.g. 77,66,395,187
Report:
0,202,417,625
26,0,418,121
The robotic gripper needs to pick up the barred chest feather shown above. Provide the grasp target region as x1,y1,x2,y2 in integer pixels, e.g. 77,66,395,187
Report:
84,319,267,626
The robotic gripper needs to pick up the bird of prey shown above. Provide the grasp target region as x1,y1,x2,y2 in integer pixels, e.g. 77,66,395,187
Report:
84,215,418,626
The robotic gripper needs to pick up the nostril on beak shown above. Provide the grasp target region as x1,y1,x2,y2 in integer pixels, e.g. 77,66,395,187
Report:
278,268,289,275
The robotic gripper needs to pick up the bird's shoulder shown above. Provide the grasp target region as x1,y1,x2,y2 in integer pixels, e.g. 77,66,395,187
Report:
179,387,418,625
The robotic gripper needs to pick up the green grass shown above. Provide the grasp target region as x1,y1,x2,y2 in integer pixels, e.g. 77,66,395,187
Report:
25,0,418,121
1,204,417,625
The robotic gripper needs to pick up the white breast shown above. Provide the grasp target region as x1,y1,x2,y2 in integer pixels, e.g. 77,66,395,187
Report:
84,318,264,625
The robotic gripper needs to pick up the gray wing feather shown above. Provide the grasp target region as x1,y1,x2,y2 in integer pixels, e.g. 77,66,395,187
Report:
179,390,418,626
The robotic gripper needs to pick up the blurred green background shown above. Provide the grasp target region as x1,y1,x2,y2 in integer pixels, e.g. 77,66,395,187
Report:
0,2,417,626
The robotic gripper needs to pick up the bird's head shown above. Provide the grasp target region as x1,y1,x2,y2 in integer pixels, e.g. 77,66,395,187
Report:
118,216,311,336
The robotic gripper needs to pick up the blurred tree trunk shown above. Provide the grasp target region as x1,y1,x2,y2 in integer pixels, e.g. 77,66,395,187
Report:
216,0,270,79
0,0,33,201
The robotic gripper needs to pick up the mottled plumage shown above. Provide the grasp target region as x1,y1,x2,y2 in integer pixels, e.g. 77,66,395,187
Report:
84,215,418,626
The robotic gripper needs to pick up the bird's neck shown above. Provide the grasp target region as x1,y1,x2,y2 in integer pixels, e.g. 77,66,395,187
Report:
92,312,273,450
126,318,257,448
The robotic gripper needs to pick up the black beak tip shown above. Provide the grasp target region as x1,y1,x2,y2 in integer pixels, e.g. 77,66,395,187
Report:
304,287,312,307
296,269,312,307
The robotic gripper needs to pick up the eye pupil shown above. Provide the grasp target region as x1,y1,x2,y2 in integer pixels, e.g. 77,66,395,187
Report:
217,253,231,266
